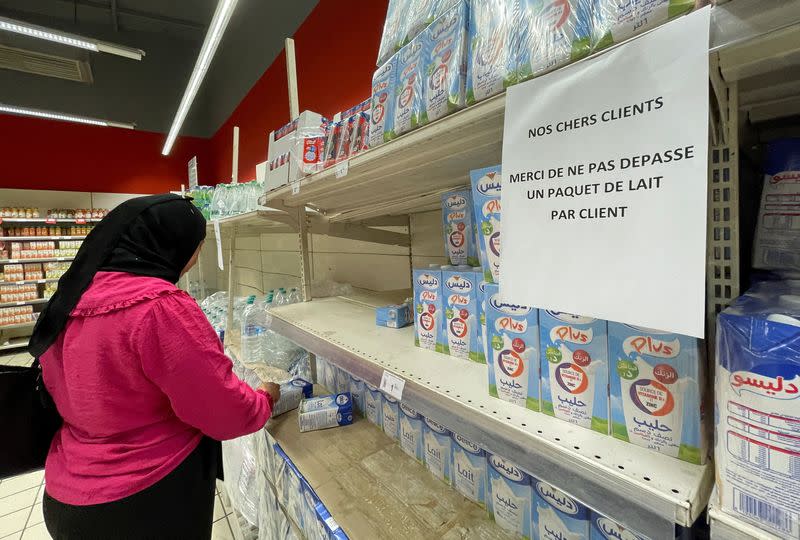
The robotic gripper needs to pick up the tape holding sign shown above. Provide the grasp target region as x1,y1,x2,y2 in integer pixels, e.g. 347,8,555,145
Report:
500,8,710,338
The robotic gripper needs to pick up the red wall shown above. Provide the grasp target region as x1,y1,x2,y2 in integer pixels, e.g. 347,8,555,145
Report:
0,113,209,194
207,0,389,182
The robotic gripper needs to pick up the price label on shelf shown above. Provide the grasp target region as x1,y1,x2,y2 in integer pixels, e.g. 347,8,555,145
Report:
380,370,405,401
56,258,66,262
45,219,56,225
16,301,24,306
290,180,300,195
335,160,349,179
75,219,87,225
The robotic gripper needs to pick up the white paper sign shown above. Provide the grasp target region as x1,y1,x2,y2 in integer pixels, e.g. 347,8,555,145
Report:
500,8,710,338
380,370,405,401
188,156,198,189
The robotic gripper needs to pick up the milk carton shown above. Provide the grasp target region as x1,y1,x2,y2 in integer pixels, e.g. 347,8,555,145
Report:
466,0,516,105
394,35,426,136
422,1,468,123
370,57,398,147
609,323,707,464
590,513,648,540
592,0,695,50
486,283,540,411
517,0,593,81
413,268,445,352
442,269,480,362
540,311,609,434
298,393,354,433
377,0,411,65
442,189,479,267
405,0,438,45
364,383,383,427
349,375,366,415
533,480,590,540
335,366,351,394
272,378,314,417
716,282,800,538
399,403,425,462
488,455,532,539
423,417,452,484
470,165,502,283
382,394,401,440
452,433,488,506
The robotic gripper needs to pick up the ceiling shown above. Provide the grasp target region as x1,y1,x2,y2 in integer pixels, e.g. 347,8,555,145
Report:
0,0,317,136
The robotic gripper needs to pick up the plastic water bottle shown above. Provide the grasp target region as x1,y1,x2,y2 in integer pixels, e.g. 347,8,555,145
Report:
241,297,266,364
274,289,287,306
287,288,302,304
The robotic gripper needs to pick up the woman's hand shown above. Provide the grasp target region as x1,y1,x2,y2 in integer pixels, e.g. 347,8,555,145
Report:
258,382,281,404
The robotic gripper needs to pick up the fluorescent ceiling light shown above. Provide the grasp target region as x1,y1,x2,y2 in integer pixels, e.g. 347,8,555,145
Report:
0,16,145,60
0,103,135,129
162,0,238,156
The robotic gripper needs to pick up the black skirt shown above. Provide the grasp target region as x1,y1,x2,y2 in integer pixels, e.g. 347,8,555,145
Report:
43,437,221,540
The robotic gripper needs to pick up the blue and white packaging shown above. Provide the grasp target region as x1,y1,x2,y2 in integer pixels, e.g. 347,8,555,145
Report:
716,282,800,538
517,0,593,81
376,302,413,328
534,480,590,540
442,269,481,362
466,0,516,105
272,378,314,417
540,311,609,434
486,283,540,411
609,323,707,464
364,383,383,427
335,366,351,394
382,394,401,440
394,35,426,136
377,0,410,65
590,512,647,540
592,0,695,50
451,433,488,507
318,356,338,392
488,454,532,539
422,0,468,123
413,268,445,352
476,276,488,365
349,376,366,415
370,57,398,147
405,0,438,45
423,417,452,484
442,189,479,267
399,403,425,462
298,393,354,433
470,165,502,283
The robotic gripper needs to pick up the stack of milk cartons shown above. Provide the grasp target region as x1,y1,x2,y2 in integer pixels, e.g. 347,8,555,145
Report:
298,393,354,433
422,0,469,124
466,0,517,105
715,281,800,538
592,0,696,51
266,110,328,193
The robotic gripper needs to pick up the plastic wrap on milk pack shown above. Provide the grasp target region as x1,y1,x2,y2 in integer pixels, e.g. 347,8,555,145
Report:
376,302,413,328
394,34,426,136
377,0,411,66
423,417,453,484
593,0,695,50
399,403,425,462
370,57,398,147
486,283,540,411
382,393,401,440
590,512,648,540
533,480,590,540
413,268,445,352
364,383,383,427
517,0,592,81
335,366,351,394
298,393,354,433
754,139,800,273
349,375,366,415
272,378,313,417
422,1,468,124
477,278,490,364
471,165,502,283
405,0,439,46
466,0,516,105
442,189,479,267
716,281,800,538
540,311,609,434
452,433,488,506
442,268,481,362
609,323,707,464
488,454,532,539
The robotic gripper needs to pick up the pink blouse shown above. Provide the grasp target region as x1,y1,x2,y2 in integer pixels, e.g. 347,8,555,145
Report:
41,271,272,506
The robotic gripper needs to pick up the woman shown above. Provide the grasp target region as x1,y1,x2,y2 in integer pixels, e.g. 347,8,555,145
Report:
29,194,280,539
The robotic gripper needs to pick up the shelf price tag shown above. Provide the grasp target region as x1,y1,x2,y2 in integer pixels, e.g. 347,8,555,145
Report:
380,370,405,401
290,180,300,195
45,219,56,225
334,160,349,179
75,219,87,225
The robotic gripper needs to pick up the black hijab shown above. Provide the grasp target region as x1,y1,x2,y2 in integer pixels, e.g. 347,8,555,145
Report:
28,194,206,358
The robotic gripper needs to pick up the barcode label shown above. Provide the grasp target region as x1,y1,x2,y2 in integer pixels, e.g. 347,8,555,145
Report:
734,489,795,534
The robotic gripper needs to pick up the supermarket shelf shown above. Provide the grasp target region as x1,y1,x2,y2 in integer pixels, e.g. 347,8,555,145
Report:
0,338,29,351
209,209,299,235
0,218,100,224
708,496,783,540
0,257,74,265
0,278,59,286
0,321,35,331
267,294,714,539
0,236,86,241
0,298,48,309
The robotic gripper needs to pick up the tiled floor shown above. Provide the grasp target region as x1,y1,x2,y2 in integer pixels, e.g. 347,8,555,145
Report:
0,351,34,368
